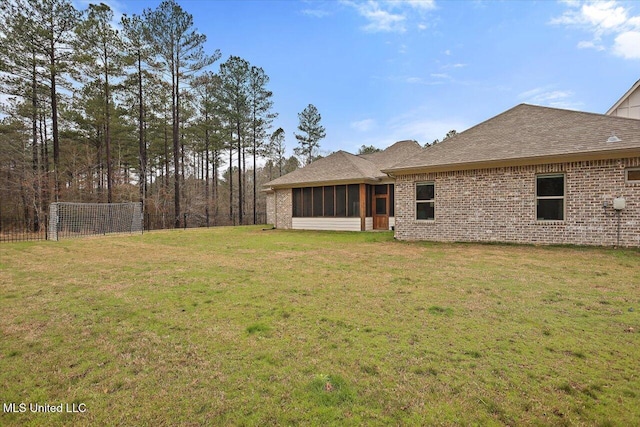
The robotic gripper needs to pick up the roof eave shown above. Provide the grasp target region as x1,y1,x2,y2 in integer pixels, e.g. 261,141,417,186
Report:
262,176,385,190
383,147,640,175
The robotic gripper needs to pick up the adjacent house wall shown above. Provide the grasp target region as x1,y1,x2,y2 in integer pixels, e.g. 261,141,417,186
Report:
608,86,640,119
394,158,640,247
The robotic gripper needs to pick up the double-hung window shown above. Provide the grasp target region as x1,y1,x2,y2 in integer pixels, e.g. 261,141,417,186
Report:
416,182,435,220
536,174,564,221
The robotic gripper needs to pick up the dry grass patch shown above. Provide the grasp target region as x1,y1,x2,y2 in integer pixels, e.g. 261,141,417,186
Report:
1,226,639,425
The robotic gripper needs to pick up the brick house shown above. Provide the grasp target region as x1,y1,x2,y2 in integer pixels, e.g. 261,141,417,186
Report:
264,140,423,231
383,104,640,247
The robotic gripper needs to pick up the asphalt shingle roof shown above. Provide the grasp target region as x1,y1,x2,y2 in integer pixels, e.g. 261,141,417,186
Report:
264,140,423,188
384,104,640,173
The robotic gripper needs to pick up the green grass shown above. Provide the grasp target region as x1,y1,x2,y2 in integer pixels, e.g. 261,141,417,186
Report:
1,226,639,425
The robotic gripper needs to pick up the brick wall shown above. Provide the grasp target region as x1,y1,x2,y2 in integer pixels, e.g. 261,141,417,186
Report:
394,157,640,247
266,192,275,226
266,189,292,229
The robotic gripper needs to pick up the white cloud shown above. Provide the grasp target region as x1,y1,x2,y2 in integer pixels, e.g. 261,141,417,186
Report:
351,118,376,132
577,40,605,50
364,10,406,33
552,0,640,60
581,1,628,30
518,87,583,109
342,0,436,33
384,75,446,85
382,72,461,86
348,106,467,149
393,0,437,11
344,1,406,33
613,31,640,59
551,1,627,30
301,9,331,18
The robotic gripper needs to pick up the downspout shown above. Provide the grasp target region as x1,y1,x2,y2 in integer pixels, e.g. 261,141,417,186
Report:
616,209,621,248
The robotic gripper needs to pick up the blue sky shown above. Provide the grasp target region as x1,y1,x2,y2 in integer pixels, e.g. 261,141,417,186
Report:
83,0,640,156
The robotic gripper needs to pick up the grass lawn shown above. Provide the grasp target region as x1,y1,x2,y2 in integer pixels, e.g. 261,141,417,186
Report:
1,226,639,426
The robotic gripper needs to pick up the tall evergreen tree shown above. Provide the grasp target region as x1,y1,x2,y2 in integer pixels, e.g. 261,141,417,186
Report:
143,0,220,227
218,56,250,225
75,3,125,203
121,13,155,206
267,127,286,179
0,1,47,228
294,104,326,165
67,80,108,197
25,0,80,200
192,71,224,226
248,65,276,224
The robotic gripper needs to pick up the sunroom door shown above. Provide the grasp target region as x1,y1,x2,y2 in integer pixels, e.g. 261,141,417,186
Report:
373,194,388,230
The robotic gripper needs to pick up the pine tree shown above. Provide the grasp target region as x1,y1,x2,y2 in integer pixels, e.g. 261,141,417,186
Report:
0,1,47,228
75,3,125,203
267,127,286,178
192,71,225,226
121,13,155,206
248,66,276,224
26,0,81,200
294,104,326,165
143,0,220,227
357,145,381,155
218,56,250,225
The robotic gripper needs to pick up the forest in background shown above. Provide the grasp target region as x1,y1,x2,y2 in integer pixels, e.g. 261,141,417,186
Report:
0,0,324,231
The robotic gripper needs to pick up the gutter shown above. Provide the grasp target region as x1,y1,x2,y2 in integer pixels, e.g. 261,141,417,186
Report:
263,176,384,190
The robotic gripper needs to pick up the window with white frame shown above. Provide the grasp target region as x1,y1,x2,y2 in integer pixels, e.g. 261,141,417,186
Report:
536,174,564,221
416,182,435,220
626,168,640,183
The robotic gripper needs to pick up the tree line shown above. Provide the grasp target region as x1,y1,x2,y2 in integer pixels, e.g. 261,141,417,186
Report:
0,0,326,230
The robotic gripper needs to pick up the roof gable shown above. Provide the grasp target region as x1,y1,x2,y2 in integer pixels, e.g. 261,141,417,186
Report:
384,104,640,173
361,140,423,170
607,79,640,119
264,140,423,188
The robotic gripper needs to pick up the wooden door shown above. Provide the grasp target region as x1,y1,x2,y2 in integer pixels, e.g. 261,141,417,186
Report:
373,194,388,230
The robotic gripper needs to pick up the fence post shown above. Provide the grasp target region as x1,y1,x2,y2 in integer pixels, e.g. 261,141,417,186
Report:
48,203,58,241
184,213,187,229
